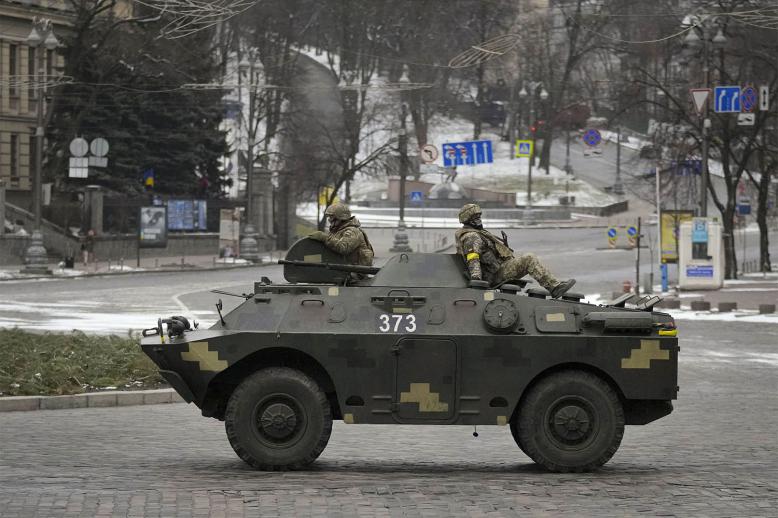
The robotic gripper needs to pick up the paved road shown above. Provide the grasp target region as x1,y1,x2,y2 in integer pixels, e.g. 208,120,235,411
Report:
1,319,776,517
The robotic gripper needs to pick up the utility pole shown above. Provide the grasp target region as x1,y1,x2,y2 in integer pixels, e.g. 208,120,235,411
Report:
22,18,58,275
390,104,412,252
238,54,259,262
613,126,624,195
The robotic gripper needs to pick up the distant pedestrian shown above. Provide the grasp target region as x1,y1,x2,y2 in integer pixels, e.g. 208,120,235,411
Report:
81,229,95,267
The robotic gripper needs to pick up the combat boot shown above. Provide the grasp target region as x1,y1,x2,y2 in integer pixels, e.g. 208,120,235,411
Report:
551,279,576,299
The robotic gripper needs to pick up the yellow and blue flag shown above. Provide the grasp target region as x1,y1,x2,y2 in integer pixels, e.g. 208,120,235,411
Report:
143,168,155,189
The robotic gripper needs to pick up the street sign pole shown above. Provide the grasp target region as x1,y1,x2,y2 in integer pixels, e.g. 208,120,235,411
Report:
613,126,624,195
524,134,534,225
701,117,710,217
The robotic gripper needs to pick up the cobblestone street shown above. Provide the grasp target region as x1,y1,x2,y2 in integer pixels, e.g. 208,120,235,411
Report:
1,321,777,517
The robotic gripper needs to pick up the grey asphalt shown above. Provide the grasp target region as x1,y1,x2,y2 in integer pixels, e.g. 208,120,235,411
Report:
0,320,776,516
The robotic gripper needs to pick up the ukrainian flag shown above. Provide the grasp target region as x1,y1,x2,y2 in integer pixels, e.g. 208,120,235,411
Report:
143,168,155,188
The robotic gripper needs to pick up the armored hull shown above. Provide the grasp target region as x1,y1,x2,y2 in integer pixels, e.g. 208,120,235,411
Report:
141,243,678,472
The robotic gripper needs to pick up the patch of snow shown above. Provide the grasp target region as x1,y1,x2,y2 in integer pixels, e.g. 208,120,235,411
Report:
108,265,145,272
215,257,250,265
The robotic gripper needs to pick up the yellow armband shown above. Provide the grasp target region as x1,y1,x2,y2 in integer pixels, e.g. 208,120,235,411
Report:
466,252,480,261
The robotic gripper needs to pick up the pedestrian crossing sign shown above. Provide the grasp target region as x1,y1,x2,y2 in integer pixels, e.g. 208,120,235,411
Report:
515,140,533,158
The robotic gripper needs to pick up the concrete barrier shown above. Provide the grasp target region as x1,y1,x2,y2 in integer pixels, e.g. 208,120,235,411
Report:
690,300,711,311
759,304,776,314
718,302,737,312
659,299,681,309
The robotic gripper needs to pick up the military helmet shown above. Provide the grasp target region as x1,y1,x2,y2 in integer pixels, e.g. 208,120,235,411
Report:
325,202,352,221
458,203,482,224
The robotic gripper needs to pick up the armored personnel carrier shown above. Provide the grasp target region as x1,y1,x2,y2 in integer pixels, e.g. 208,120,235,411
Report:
140,239,678,473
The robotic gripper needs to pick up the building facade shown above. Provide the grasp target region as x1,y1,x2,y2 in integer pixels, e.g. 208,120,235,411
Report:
0,0,71,196
1,0,132,202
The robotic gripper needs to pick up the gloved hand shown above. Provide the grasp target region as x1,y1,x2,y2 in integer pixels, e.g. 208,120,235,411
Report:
308,231,327,241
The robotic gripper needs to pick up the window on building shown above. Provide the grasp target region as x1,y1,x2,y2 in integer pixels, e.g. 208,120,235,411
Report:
10,134,20,181
9,44,19,97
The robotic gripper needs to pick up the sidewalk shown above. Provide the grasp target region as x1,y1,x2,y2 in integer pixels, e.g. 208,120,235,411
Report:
0,252,286,282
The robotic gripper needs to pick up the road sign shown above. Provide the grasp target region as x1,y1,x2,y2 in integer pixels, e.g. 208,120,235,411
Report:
583,129,601,147
68,157,88,178
627,226,637,237
441,140,493,167
714,86,741,113
737,113,755,126
737,202,751,216
409,191,423,202
88,156,108,168
689,88,711,115
627,226,637,248
607,227,617,238
515,139,533,158
69,138,89,157
90,138,109,157
420,144,438,164
692,218,708,244
759,85,769,111
741,86,757,112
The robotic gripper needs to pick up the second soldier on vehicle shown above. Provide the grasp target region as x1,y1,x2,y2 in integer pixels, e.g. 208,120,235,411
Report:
455,203,576,298
309,202,375,266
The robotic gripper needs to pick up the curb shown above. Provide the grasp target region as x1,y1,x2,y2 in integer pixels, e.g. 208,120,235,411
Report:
0,388,185,413
0,261,274,282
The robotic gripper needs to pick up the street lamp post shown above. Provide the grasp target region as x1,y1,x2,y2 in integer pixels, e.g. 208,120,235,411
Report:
613,126,625,195
683,19,727,217
519,82,548,224
22,17,58,275
390,104,412,253
238,54,260,262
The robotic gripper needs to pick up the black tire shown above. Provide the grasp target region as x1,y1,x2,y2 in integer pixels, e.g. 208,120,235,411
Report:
515,370,624,473
225,367,332,470
509,419,529,457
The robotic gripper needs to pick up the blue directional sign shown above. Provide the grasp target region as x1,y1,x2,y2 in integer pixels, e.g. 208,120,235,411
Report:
608,228,617,238
409,191,423,202
714,86,741,113
583,129,601,147
442,140,493,167
627,226,637,237
741,86,757,112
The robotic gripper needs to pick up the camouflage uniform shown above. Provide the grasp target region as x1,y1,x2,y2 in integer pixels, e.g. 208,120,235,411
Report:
309,203,374,266
455,203,560,291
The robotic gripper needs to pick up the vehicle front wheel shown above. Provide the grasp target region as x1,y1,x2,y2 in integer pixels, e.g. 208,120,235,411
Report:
515,370,624,472
225,367,332,470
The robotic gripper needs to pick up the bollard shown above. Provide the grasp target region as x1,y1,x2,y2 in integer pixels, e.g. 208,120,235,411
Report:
690,300,711,311
717,302,737,312
660,299,681,309
661,263,669,293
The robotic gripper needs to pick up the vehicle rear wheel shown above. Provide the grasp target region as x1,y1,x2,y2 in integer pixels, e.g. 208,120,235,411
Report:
515,370,624,472
225,367,332,470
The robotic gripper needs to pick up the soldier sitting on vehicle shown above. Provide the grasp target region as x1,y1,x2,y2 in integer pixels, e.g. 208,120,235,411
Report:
308,202,375,266
455,203,576,298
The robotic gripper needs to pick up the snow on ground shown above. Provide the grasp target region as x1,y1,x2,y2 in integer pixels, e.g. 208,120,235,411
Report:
0,301,215,335
600,130,649,152
348,114,617,209
0,268,87,281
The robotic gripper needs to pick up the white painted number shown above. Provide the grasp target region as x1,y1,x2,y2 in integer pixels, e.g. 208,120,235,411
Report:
378,314,416,333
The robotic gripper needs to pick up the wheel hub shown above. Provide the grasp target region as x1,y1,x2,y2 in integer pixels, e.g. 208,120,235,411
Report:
259,403,298,439
550,403,592,444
